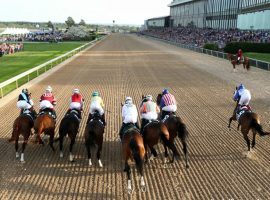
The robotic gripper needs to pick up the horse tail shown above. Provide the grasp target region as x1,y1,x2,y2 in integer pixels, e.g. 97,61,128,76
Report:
246,57,250,70
177,120,189,141
130,138,143,175
250,118,270,136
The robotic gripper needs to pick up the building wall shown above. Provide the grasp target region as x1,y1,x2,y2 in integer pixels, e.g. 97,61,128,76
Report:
168,0,270,29
147,19,166,27
170,0,206,28
237,9,270,29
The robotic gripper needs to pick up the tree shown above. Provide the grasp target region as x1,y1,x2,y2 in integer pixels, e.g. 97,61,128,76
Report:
79,19,86,26
65,17,75,28
47,21,54,31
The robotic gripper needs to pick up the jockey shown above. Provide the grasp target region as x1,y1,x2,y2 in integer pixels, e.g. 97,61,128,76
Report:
160,88,177,119
17,88,34,114
87,91,106,125
119,97,139,140
67,88,84,119
39,85,57,119
140,95,160,132
236,49,243,64
233,83,251,114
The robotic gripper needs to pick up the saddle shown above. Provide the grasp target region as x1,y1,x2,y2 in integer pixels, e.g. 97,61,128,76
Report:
122,123,139,136
90,111,104,125
68,109,81,121
162,112,176,122
236,106,252,122
143,119,159,130
21,109,35,122
39,108,56,119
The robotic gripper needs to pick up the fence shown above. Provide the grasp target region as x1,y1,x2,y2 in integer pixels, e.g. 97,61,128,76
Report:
0,36,105,98
142,35,270,71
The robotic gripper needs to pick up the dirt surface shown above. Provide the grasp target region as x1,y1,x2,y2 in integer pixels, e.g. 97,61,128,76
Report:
1,34,270,200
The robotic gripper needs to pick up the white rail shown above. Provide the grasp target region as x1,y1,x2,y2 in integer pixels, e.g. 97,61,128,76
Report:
0,37,104,98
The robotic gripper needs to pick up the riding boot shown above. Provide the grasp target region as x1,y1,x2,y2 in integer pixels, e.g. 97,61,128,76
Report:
135,122,140,130
52,110,57,120
140,119,147,134
119,123,125,140
102,113,106,126
86,113,92,125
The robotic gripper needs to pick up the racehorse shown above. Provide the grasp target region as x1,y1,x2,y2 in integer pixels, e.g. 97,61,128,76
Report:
34,108,56,151
157,94,189,168
121,123,146,194
140,95,176,163
84,111,105,167
56,109,81,162
228,102,270,152
8,108,37,162
227,53,250,71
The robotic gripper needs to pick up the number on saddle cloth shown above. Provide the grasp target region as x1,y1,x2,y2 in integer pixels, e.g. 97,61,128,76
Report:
122,123,139,136
236,107,251,122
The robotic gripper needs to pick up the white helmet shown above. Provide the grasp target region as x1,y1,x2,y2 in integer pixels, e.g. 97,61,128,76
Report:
46,85,52,92
146,95,152,101
125,96,132,104
73,88,79,94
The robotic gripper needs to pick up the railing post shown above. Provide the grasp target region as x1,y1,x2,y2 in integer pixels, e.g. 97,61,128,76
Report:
268,63,270,71
1,88,3,98
37,69,39,76
16,80,18,88
28,74,30,82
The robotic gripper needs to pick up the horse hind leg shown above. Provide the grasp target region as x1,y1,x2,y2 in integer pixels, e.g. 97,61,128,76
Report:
97,140,103,168
181,139,189,169
251,129,256,149
124,161,133,194
69,137,75,162
59,136,64,158
15,139,19,159
242,131,251,152
85,141,92,166
49,130,55,152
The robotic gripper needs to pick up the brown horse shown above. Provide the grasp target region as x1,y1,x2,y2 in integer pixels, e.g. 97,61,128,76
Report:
56,109,81,162
140,95,176,163
157,94,189,168
121,124,146,194
34,109,56,151
84,111,105,167
228,102,270,152
8,108,37,162
228,53,250,71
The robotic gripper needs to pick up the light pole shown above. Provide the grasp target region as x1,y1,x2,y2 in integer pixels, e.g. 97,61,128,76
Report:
113,20,115,33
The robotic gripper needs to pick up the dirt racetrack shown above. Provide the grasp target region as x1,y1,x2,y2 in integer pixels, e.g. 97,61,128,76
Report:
1,34,270,199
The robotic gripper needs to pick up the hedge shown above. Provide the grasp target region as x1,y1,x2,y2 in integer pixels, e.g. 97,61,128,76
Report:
203,43,219,51
224,42,270,53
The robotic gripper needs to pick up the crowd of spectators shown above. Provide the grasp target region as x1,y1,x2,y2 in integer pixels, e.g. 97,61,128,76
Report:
141,27,270,49
0,32,63,43
0,43,24,57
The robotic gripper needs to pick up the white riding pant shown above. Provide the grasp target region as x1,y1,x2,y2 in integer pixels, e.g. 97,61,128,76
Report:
40,100,54,109
70,102,82,110
123,114,137,124
90,101,104,115
162,105,177,112
141,112,158,121
239,91,251,106
17,100,32,110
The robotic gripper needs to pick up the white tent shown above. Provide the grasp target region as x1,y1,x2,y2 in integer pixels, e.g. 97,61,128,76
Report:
0,28,30,35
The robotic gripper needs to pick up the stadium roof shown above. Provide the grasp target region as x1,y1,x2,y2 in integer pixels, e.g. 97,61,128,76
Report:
168,0,194,7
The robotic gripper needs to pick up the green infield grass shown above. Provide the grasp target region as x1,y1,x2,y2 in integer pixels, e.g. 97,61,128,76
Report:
0,42,86,83
245,52,270,63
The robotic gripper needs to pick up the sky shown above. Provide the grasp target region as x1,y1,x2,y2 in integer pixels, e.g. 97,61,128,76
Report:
0,0,172,25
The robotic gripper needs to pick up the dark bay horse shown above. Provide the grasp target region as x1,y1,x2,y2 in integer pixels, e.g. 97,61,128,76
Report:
121,124,146,194
34,109,56,151
157,94,189,168
56,109,81,162
84,111,105,167
228,53,250,71
140,95,175,163
8,108,37,162
228,102,270,153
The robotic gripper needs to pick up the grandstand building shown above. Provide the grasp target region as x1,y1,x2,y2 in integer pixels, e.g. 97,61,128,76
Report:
167,0,270,29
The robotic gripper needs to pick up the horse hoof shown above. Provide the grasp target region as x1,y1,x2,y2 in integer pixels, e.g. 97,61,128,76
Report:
88,159,92,166
186,164,190,169
16,152,20,158
141,186,147,192
60,152,63,158
69,155,74,162
98,160,103,168
127,188,133,195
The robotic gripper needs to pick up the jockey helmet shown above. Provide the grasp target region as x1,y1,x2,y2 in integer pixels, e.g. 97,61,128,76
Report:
238,83,245,90
162,88,169,95
146,95,152,101
22,88,28,94
92,91,99,97
46,85,52,93
125,96,132,104
73,88,80,94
